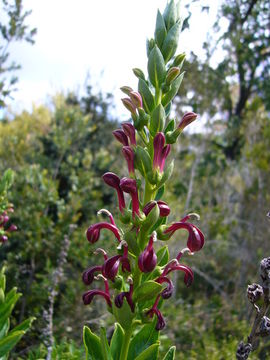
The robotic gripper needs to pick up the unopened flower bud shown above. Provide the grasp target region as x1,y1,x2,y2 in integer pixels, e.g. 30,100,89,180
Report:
138,235,157,273
129,91,143,108
122,146,135,175
178,112,197,131
121,98,136,114
113,129,129,146
122,123,136,146
247,283,263,303
132,68,146,81
166,67,180,85
120,86,133,95
259,316,270,337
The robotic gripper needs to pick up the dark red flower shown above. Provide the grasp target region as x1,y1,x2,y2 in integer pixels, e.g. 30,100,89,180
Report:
122,146,135,175
102,172,126,212
138,235,157,273
122,123,136,146
164,216,204,252
86,222,120,244
153,132,171,172
143,200,170,217
113,129,129,146
82,265,102,285
120,177,140,217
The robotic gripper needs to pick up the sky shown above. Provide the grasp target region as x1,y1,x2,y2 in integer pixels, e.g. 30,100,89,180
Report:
4,0,221,120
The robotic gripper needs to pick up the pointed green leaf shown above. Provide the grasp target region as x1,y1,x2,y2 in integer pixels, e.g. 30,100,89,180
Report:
148,46,166,88
127,322,159,360
0,330,24,357
112,298,135,331
0,268,6,293
164,119,175,134
163,0,177,30
0,320,9,340
163,346,176,359
154,10,167,48
157,160,174,189
162,72,184,108
150,104,166,137
134,342,159,360
83,326,103,360
138,79,155,114
100,327,112,360
156,246,169,266
133,281,162,303
110,323,124,360
9,317,35,335
135,146,152,178
161,21,182,63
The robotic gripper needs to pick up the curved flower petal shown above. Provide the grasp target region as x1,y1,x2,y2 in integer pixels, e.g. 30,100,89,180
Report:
86,222,120,244
82,265,102,285
82,289,112,307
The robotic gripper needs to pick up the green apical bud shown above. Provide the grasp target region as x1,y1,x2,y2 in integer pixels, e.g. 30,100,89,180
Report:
132,68,146,81
166,67,180,85
146,38,156,57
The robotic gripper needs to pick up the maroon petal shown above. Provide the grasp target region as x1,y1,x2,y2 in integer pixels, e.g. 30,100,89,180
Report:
82,265,102,285
102,255,121,281
82,289,112,307
113,129,129,146
156,276,174,299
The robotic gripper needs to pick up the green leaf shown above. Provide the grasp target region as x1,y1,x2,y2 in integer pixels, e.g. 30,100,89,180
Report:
135,146,152,178
154,10,167,48
113,298,135,331
0,268,6,293
156,246,169,266
0,330,24,357
83,326,103,360
134,342,160,360
157,160,174,189
155,185,165,201
150,104,166,137
0,320,9,340
133,281,162,303
110,323,124,360
9,317,35,335
148,46,166,89
100,327,112,360
127,322,159,360
163,0,177,30
161,21,181,63
164,119,175,134
161,72,184,108
163,346,176,359
138,79,155,114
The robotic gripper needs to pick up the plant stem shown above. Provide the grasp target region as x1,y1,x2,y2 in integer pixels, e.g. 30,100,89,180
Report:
143,181,154,205
119,326,132,360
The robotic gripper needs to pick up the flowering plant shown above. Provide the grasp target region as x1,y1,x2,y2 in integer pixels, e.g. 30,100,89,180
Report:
82,1,204,359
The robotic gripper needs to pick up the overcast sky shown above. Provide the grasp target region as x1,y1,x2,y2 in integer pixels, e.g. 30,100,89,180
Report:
4,0,221,119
